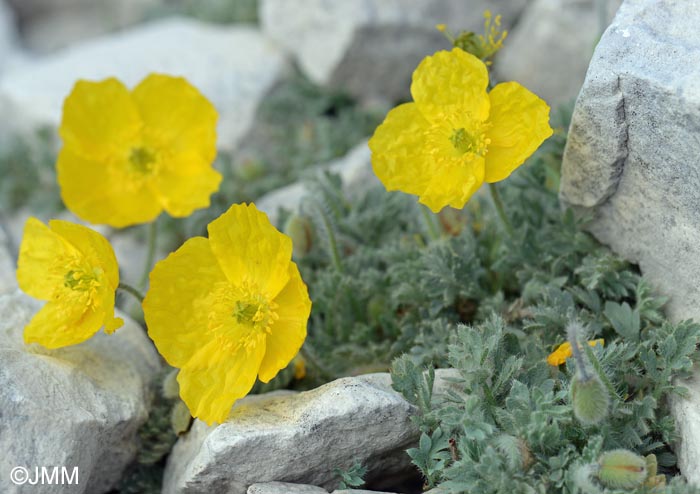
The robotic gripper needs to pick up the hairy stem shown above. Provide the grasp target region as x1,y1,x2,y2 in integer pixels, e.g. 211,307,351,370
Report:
420,205,441,241
138,220,158,289
118,282,145,304
488,183,514,237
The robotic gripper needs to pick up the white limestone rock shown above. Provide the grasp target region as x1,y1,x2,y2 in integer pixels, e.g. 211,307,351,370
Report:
0,292,161,493
248,482,329,494
0,18,289,150
558,0,700,484
0,224,16,295
671,369,700,486
494,0,622,105
6,0,164,53
0,0,19,72
163,370,459,494
260,0,527,103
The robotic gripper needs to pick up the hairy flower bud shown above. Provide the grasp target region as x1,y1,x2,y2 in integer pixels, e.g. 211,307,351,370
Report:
570,372,609,425
597,449,647,489
284,214,313,258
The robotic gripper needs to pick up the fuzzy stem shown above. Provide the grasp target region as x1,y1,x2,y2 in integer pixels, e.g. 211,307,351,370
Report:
582,342,621,402
118,282,145,304
318,205,343,272
488,183,514,237
138,220,158,289
567,322,592,381
420,205,441,241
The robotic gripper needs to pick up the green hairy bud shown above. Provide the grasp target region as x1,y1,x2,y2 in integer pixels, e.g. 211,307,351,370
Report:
284,213,313,258
597,449,647,489
570,373,610,425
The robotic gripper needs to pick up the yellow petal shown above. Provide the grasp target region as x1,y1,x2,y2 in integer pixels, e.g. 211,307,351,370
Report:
411,49,490,122
178,337,266,425
24,300,103,349
143,236,227,367
207,203,293,299
258,262,311,383
419,155,485,213
16,218,74,300
59,78,141,160
546,342,572,366
48,219,120,290
153,151,222,218
57,146,163,227
131,73,218,162
369,103,434,198
484,82,553,183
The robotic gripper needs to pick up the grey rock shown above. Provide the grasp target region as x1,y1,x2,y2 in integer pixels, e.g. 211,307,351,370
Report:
332,491,396,494
558,0,700,484
0,0,19,72
671,368,700,486
0,292,161,493
0,18,289,151
248,482,328,494
0,224,16,295
256,141,377,226
163,370,458,494
494,0,622,106
6,0,164,53
260,0,527,103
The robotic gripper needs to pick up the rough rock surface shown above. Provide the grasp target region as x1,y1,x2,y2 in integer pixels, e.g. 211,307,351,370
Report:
0,18,289,150
495,0,622,105
0,292,161,493
248,482,329,494
163,370,459,494
558,0,700,484
671,369,700,486
0,225,16,295
260,0,527,103
256,141,377,226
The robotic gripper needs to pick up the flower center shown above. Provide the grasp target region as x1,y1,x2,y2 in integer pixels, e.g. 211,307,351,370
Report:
129,146,157,174
52,257,103,309
449,127,491,156
206,282,279,354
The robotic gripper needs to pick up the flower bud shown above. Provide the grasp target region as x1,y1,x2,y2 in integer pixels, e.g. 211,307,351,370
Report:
570,372,609,425
162,368,180,400
284,214,313,258
597,449,647,489
170,400,193,436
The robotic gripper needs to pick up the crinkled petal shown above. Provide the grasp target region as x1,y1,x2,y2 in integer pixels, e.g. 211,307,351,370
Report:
258,263,311,383
207,204,292,299
178,337,266,425
48,219,120,289
411,49,490,122
132,74,218,162
484,82,553,183
143,236,227,367
59,78,141,160
419,156,485,212
16,218,74,300
57,146,162,227
24,300,103,349
153,151,222,218
369,103,434,197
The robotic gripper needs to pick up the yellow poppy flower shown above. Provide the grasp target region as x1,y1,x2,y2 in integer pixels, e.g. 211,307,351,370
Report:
547,339,605,367
143,203,312,425
369,48,553,213
57,73,222,228
16,218,124,349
